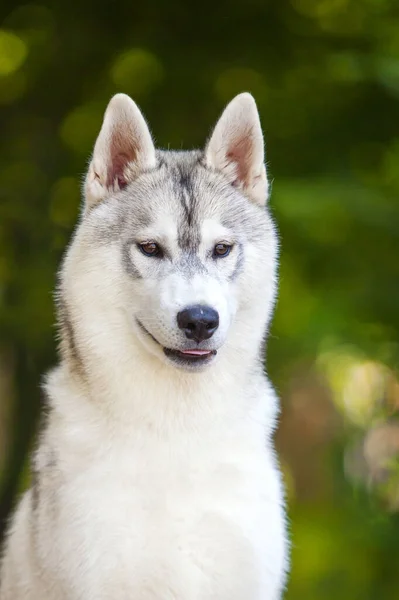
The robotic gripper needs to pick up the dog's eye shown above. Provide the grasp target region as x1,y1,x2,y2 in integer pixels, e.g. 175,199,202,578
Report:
139,241,162,257
213,243,232,258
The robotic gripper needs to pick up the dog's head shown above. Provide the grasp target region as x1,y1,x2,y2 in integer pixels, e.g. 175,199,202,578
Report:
60,93,278,373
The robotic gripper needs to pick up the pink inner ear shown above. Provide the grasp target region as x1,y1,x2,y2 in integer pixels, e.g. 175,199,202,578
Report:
226,127,254,187
106,151,132,190
106,129,136,189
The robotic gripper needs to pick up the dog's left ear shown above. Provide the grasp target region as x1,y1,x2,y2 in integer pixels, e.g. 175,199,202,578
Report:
85,93,156,209
204,93,268,205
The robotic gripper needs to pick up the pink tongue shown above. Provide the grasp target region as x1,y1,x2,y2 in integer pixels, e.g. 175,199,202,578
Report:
181,349,211,356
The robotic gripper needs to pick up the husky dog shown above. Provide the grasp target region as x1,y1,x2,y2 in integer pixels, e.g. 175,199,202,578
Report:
0,92,288,599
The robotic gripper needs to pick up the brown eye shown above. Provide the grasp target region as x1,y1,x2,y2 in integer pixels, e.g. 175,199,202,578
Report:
213,243,232,258
139,241,162,257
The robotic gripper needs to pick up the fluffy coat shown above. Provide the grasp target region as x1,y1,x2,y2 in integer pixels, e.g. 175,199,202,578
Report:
0,92,289,599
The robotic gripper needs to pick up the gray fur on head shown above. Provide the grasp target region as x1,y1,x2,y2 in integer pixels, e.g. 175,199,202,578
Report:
58,92,278,379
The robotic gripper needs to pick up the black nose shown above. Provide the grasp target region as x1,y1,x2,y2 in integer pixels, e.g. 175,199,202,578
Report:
177,305,219,343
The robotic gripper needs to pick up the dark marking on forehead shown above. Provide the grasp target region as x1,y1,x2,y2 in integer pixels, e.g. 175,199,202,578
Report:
122,240,142,279
179,178,193,227
175,164,201,251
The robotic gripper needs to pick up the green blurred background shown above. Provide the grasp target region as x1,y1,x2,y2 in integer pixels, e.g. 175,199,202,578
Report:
1,0,399,597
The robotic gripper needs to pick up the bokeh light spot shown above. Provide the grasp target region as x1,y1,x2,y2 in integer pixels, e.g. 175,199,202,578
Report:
0,30,28,76
3,5,55,47
60,103,104,156
110,49,164,96
318,348,391,427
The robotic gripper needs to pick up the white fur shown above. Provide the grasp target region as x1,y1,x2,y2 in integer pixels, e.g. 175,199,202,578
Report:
0,93,289,599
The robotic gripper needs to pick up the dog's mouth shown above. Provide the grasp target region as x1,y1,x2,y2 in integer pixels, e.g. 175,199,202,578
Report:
136,319,217,368
164,347,217,366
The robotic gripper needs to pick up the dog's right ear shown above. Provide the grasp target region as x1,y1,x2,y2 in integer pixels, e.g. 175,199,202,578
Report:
84,94,156,209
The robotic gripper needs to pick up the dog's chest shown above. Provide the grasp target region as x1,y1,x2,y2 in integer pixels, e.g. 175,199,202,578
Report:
52,434,283,598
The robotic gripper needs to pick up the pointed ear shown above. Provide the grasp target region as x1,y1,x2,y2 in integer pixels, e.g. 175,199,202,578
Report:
204,93,268,205
85,94,156,208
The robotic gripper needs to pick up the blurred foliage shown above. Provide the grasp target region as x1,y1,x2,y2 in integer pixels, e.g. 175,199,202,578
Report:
0,0,399,597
